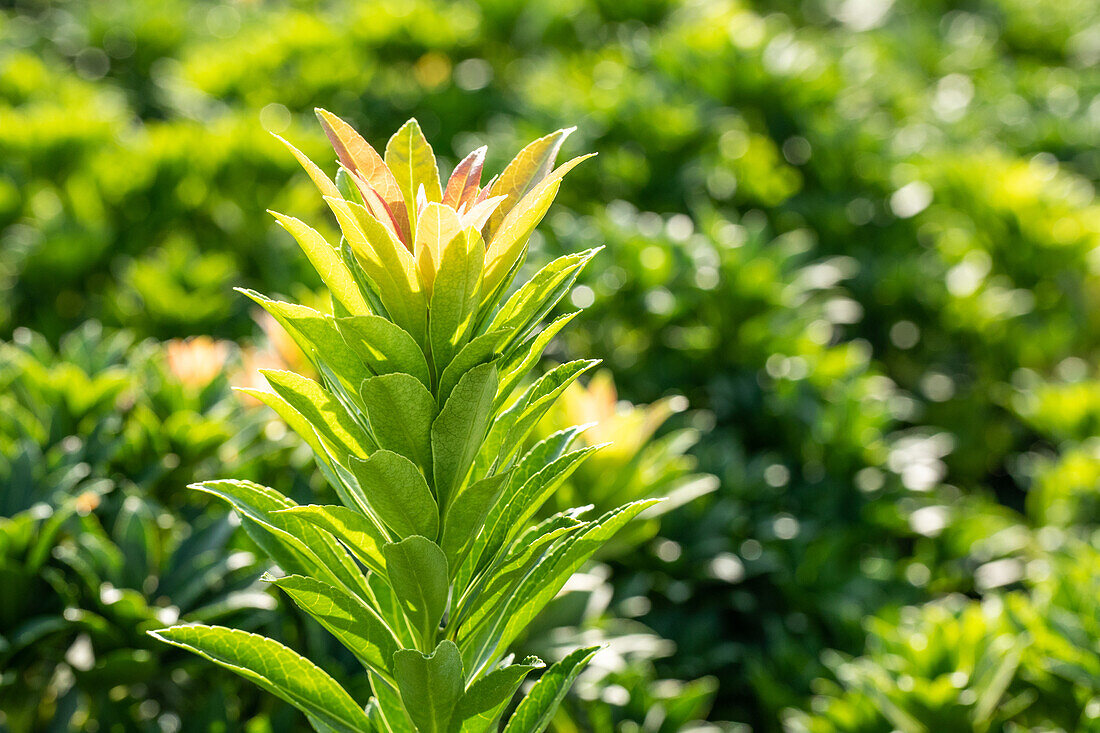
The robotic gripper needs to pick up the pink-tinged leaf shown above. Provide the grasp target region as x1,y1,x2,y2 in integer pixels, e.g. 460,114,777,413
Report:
273,134,342,202
315,108,411,243
442,146,487,210
414,202,462,295
484,127,576,239
385,119,443,234
460,194,507,232
349,171,406,248
474,175,500,206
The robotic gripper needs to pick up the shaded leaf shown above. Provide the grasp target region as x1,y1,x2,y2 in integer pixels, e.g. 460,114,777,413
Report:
393,640,464,733
361,373,437,473
351,449,439,540
383,536,449,645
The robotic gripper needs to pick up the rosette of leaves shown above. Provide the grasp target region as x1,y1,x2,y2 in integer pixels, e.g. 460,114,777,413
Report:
150,110,661,732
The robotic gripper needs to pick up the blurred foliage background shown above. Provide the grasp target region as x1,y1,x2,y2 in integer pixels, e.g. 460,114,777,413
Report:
3,0,1100,730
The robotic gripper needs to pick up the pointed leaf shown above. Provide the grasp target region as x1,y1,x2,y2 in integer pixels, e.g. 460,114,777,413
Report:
484,154,593,297
274,134,342,201
262,369,373,461
486,249,601,358
414,203,463,295
316,109,411,243
439,471,509,575
192,480,370,601
324,196,427,341
442,146,486,210
361,373,437,472
150,625,371,733
501,646,600,733
239,290,370,392
495,311,579,402
429,228,484,373
432,362,498,509
270,211,370,316
438,330,510,406
271,575,400,677
386,118,442,232
452,657,545,733
485,127,574,239
276,504,387,576
337,315,431,389
495,501,660,655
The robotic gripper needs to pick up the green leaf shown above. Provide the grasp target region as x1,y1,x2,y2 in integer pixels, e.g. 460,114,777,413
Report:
429,228,484,374
501,646,600,733
275,504,387,576
486,249,601,359
149,625,371,733
193,480,370,602
269,211,371,316
483,360,598,472
261,369,374,462
493,501,660,658
270,575,400,678
478,443,601,573
484,127,574,240
495,312,579,402
393,640,464,733
483,154,594,297
456,511,585,638
340,239,390,319
432,362,498,509
370,671,417,733
361,373,437,472
337,315,431,389
238,289,370,392
351,450,439,540
382,536,449,645
439,471,509,575
437,330,510,406
324,196,427,342
274,133,342,202
451,657,545,733
500,360,600,455
386,118,442,231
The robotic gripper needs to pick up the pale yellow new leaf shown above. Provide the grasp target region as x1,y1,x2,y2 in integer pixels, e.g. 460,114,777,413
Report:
414,202,462,295
483,154,595,298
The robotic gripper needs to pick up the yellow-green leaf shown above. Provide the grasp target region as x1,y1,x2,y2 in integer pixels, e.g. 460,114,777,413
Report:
484,127,575,239
385,118,442,233
269,211,370,317
414,202,463,295
429,228,484,374
322,196,427,343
